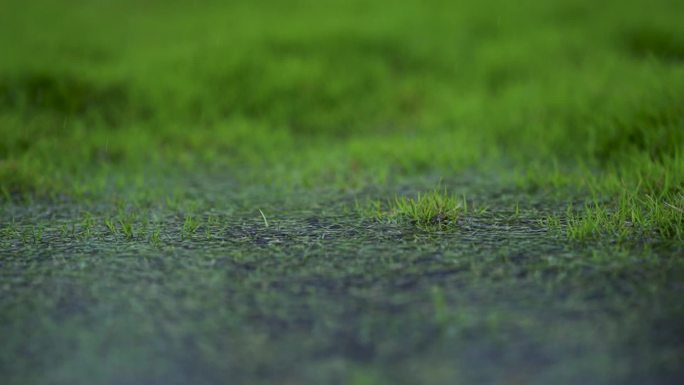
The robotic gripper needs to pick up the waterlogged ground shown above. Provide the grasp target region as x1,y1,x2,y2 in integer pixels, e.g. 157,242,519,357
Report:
1,175,683,385
2,0,683,383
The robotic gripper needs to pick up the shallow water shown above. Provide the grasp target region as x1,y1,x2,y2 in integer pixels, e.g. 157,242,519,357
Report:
1,177,683,385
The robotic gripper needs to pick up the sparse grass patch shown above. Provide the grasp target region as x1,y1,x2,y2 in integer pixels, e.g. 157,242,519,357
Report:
182,215,201,239
104,218,117,236
119,217,135,239
149,223,162,246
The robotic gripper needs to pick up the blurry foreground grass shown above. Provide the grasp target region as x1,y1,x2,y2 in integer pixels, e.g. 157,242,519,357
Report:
1,0,683,239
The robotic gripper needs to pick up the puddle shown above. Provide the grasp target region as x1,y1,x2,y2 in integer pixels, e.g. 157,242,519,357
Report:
1,177,683,385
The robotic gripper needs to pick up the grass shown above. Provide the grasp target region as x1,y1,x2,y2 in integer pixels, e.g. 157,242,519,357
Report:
104,218,117,236
1,184,683,384
181,215,201,239
1,1,684,384
119,218,135,240
562,192,684,240
258,209,270,228
149,224,162,246
373,188,465,229
0,0,682,240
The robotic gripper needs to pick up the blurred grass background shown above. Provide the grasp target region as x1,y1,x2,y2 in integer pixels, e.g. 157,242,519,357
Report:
1,0,683,232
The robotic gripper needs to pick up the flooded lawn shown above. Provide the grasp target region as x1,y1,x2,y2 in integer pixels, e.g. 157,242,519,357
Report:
2,1,683,383
2,176,682,384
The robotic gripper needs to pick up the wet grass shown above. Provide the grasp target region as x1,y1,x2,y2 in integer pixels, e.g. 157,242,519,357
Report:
562,193,684,241
361,188,478,229
1,183,683,384
1,0,684,384
386,188,465,228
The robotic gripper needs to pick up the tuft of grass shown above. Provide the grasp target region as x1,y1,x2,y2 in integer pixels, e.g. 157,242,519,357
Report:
564,193,684,241
149,223,162,246
377,188,465,229
80,212,95,238
119,218,135,239
565,204,622,240
104,218,117,236
182,215,201,239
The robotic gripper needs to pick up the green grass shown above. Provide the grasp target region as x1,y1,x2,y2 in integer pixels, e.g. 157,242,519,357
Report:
1,0,682,238
372,188,465,229
1,1,684,383
2,182,683,384
181,215,201,239
104,218,117,236
562,192,684,240
119,218,135,240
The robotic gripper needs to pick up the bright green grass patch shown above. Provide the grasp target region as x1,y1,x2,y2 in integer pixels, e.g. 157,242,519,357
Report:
364,188,467,229
563,150,684,240
563,192,684,240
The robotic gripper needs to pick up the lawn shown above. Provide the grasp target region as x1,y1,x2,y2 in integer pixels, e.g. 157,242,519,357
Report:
1,0,683,384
